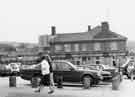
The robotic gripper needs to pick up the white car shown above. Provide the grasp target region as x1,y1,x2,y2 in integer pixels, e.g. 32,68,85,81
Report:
21,64,40,70
8,63,21,72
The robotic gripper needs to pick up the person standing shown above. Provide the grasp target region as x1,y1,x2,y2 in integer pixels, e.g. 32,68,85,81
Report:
113,60,116,67
127,62,135,81
35,55,55,94
46,54,55,93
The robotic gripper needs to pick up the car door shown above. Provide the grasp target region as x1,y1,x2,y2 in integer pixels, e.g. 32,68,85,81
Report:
51,62,60,82
59,62,82,82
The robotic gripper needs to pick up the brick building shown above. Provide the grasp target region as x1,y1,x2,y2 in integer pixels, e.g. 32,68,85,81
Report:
39,22,127,66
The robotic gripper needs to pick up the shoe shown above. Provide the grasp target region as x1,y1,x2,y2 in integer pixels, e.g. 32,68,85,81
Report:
34,89,40,93
48,90,54,94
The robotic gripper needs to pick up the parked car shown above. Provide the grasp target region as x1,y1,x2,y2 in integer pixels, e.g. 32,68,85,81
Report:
86,64,116,75
99,64,116,74
78,65,112,81
20,60,103,88
0,64,11,76
8,62,21,76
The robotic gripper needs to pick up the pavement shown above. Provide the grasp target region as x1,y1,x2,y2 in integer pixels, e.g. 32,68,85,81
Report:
0,76,134,97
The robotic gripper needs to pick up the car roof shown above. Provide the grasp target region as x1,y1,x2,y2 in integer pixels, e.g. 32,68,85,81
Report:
53,60,70,63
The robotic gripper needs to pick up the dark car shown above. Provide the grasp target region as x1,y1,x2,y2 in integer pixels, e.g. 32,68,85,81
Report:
20,60,103,88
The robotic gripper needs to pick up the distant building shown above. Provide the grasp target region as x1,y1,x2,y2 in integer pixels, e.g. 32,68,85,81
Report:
39,22,127,66
0,42,39,57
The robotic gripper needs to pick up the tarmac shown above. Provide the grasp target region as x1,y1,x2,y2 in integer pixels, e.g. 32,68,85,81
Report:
0,76,134,97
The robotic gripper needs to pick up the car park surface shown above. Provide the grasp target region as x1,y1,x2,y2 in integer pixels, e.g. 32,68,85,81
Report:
0,76,134,97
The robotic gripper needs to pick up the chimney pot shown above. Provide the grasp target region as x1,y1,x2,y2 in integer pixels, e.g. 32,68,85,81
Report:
51,26,56,35
88,25,91,31
101,22,109,32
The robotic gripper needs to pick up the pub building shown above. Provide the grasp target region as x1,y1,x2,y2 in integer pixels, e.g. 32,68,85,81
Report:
39,22,127,67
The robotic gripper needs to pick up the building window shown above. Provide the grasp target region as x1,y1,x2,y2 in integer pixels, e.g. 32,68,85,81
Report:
55,44,62,51
110,42,117,50
82,56,87,61
81,43,87,51
95,56,100,64
74,44,79,51
94,43,101,51
39,35,50,47
96,56,100,60
76,61,80,65
64,44,71,52
96,61,100,64
88,57,91,60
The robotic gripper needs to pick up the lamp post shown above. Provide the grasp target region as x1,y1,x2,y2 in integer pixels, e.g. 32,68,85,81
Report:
117,57,121,73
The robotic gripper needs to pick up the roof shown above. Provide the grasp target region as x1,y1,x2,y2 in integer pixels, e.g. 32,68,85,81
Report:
53,26,99,42
0,44,16,51
51,24,127,43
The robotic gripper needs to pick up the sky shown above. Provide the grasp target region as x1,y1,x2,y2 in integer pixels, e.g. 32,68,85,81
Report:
0,0,134,43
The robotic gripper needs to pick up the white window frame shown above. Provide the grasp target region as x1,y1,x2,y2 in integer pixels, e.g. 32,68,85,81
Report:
81,43,87,51
55,44,62,51
64,44,71,52
94,42,101,51
110,42,117,50
74,44,79,51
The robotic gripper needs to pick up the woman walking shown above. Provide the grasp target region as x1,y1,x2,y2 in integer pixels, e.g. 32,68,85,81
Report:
35,54,55,94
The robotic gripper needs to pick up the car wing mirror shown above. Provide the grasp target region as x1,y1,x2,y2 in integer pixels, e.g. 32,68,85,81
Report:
69,68,74,71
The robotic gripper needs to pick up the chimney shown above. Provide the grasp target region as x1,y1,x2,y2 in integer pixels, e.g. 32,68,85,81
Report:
51,26,56,35
88,25,91,31
101,22,109,32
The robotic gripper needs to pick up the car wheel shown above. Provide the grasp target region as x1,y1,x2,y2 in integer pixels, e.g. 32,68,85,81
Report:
83,76,92,89
94,79,100,85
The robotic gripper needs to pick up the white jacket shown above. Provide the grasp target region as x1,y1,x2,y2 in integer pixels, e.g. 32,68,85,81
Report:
40,60,50,75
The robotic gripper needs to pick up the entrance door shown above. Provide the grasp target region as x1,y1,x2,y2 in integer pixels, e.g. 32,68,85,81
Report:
74,57,81,65
104,57,112,66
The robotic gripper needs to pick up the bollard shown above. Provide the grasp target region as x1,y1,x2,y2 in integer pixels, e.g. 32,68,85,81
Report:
31,77,40,88
57,75,63,88
120,72,123,82
9,76,16,87
112,72,120,90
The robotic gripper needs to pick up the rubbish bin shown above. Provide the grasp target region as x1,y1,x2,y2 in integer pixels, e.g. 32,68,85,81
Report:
31,77,40,88
112,72,120,90
9,76,16,87
57,75,63,88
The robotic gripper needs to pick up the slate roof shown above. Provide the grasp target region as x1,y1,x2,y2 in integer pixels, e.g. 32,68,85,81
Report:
52,24,127,43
